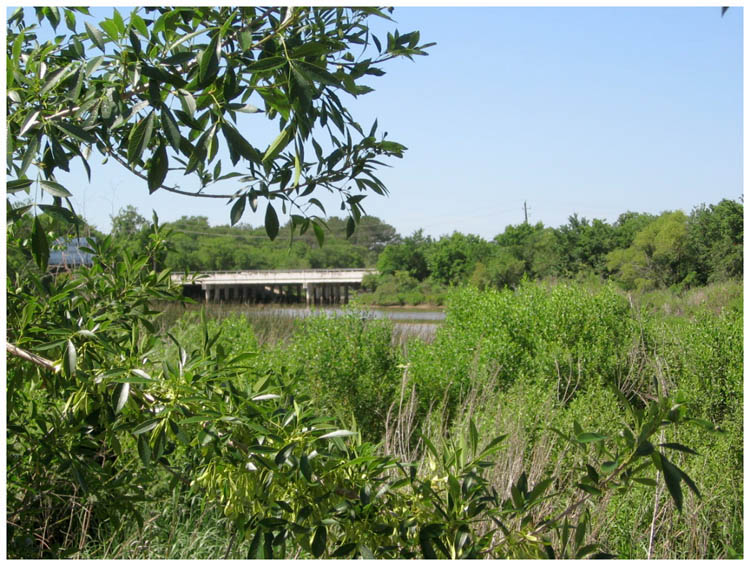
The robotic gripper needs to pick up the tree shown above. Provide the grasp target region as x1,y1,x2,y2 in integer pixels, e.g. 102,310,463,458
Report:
606,210,690,290
426,232,492,286
377,229,432,281
686,199,743,284
493,221,560,280
111,205,148,237
7,6,434,271
110,205,151,258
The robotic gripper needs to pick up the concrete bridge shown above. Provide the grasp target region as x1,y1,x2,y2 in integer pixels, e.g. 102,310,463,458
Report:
171,268,376,305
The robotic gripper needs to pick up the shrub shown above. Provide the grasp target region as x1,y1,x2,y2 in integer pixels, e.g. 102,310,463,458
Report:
407,282,640,421
283,312,402,440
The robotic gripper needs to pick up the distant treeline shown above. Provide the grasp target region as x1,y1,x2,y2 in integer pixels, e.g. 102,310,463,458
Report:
362,199,743,305
9,199,741,305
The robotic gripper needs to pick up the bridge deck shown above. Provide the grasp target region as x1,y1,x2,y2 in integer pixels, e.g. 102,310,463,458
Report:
171,268,376,286
170,268,376,305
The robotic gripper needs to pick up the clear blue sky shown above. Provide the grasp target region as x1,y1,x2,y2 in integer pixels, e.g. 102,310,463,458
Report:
18,6,744,240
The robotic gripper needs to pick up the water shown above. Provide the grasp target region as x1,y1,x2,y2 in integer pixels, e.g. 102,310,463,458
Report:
158,302,444,343
244,305,445,342
250,306,445,323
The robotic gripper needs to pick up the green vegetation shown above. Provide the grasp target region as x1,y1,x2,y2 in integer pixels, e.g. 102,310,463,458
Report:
7,222,742,557
92,196,741,307
6,5,742,560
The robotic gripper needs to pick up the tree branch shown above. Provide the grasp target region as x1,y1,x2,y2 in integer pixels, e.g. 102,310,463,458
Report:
7,342,60,373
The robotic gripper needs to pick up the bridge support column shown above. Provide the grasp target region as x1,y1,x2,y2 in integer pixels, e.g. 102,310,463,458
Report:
344,285,349,304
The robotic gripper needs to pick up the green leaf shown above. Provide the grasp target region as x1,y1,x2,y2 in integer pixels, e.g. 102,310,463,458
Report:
18,110,40,136
99,19,119,41
318,429,355,439
311,525,327,558
39,63,74,96
161,106,181,151
133,418,160,436
658,442,699,456
7,179,34,193
228,103,261,113
128,110,155,165
199,35,220,83
312,222,325,247
38,180,72,199
114,382,130,414
178,90,196,117
246,56,285,72
575,543,599,559
575,483,602,496
85,21,106,51
469,418,479,457
85,55,104,77
129,29,141,56
131,13,148,37
635,440,654,456
71,462,88,494
64,9,76,32
659,453,684,512
130,368,152,380
137,433,151,466
262,127,292,163
264,203,279,240
574,515,587,548
148,143,168,193
274,442,296,465
300,453,312,482
573,421,583,437
479,433,508,459
221,122,260,165
678,467,701,499
331,543,356,558
65,339,77,377
31,215,49,271
293,153,301,186
586,464,600,484
576,432,607,444
112,8,125,34
230,196,246,225
54,121,96,144
526,478,553,506
359,545,374,560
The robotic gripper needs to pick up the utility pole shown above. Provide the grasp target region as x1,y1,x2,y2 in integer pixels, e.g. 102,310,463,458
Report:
523,201,529,224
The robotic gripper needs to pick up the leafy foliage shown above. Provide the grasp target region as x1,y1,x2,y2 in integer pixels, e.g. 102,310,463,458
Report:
7,6,433,266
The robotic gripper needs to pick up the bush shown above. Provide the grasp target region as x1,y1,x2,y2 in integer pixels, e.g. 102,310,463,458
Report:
407,282,640,421
283,312,402,440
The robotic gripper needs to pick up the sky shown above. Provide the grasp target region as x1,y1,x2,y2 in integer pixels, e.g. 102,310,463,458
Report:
11,6,744,240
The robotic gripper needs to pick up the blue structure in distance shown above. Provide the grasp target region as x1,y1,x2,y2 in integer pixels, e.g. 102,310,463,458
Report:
49,237,94,270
